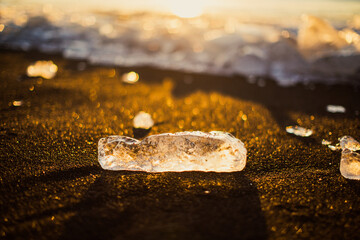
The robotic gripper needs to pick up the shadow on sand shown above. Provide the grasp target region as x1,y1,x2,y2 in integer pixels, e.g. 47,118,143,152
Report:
55,168,268,240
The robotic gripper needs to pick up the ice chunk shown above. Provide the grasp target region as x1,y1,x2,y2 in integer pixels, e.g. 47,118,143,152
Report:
26,61,58,79
298,15,347,58
286,126,313,137
322,139,332,145
350,15,360,29
133,111,154,129
12,100,23,107
339,28,360,51
340,149,360,180
326,105,346,113
329,144,341,151
98,131,246,172
122,71,139,84
340,136,360,151
339,136,360,180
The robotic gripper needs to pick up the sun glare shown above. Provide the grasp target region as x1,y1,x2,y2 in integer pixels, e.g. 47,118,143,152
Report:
167,0,205,18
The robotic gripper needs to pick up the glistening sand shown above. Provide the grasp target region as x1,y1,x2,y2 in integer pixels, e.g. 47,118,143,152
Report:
0,50,359,239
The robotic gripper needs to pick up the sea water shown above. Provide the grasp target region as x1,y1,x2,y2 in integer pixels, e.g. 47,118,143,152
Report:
0,0,359,86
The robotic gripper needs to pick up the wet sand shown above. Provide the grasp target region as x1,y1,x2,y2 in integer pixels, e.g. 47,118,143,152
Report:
0,50,360,239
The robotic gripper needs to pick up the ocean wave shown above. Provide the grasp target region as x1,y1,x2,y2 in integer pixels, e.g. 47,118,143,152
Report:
1,4,360,86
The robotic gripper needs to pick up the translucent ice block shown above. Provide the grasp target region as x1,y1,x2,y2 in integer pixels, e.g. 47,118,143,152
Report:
285,126,313,137
98,131,246,172
340,136,360,151
298,15,347,58
340,149,360,180
326,105,346,113
26,61,58,79
133,111,154,129
122,71,139,84
339,136,360,180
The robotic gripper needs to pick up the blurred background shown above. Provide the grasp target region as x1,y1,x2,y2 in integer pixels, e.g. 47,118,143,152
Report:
1,0,360,86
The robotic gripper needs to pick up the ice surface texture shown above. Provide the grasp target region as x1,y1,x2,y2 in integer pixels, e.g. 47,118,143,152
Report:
340,149,360,180
340,136,360,180
340,136,360,152
98,131,246,172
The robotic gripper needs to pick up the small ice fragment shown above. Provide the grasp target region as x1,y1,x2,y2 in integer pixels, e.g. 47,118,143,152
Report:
286,126,313,137
326,105,346,113
328,144,341,151
133,111,154,129
338,136,360,179
26,61,58,79
339,136,360,151
98,131,246,172
122,71,139,84
12,100,23,107
340,149,360,180
322,139,332,145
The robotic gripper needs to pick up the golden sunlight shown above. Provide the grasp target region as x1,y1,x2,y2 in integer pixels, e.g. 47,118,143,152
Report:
166,0,205,18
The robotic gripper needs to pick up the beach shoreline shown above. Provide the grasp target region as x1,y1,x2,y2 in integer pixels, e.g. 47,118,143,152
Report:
0,50,359,239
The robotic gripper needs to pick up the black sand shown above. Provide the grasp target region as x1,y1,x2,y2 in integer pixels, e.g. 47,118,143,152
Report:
0,50,360,239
